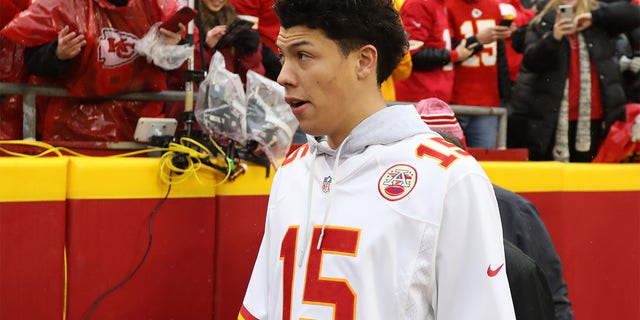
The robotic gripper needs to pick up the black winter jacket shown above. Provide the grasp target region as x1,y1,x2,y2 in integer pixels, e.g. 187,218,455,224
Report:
508,1,640,160
494,185,574,320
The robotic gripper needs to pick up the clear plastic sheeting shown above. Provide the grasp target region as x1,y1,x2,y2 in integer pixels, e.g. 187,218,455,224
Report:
135,22,193,71
246,70,299,169
195,51,248,144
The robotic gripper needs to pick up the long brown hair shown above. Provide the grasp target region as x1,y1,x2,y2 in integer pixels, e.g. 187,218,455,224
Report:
531,0,598,26
198,1,237,30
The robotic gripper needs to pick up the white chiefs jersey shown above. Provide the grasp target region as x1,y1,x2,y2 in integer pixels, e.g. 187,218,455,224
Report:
239,131,515,319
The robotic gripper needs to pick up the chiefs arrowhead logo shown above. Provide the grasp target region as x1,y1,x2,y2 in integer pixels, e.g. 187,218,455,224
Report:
97,28,140,68
378,164,417,201
472,8,483,18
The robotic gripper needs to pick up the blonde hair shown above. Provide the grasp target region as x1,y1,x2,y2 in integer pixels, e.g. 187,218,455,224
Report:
531,0,598,26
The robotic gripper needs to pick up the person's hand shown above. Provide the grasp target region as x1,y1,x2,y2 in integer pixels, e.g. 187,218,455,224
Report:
509,21,518,33
55,25,86,60
455,39,474,61
205,25,226,48
158,23,186,45
476,26,494,44
574,12,592,32
619,55,640,73
476,25,512,44
620,55,632,72
553,12,576,40
493,25,512,40
630,56,640,73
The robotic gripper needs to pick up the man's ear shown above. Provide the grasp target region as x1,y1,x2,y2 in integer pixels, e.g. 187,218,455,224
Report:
356,44,377,81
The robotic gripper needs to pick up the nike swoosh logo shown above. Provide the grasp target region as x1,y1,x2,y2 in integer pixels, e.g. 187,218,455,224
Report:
411,20,421,28
487,263,504,277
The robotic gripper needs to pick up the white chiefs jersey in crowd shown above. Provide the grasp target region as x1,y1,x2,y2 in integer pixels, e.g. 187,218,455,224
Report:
239,105,515,319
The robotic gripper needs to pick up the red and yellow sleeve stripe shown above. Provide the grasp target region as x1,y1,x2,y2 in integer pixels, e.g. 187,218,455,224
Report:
238,305,259,320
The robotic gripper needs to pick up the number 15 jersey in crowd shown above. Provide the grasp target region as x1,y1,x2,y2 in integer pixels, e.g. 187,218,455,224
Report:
239,105,515,320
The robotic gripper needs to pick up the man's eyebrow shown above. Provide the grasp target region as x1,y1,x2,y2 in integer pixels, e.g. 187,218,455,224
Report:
277,39,313,52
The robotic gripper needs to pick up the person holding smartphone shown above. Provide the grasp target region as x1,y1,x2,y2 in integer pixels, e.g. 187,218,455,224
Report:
194,0,266,83
445,0,513,150
497,0,536,84
508,0,640,163
163,0,268,120
394,0,474,104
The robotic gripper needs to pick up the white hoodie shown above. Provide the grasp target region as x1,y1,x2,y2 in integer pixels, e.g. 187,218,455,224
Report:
239,105,515,320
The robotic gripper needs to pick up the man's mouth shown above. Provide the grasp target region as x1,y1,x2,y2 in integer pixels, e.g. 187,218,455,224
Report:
286,98,308,108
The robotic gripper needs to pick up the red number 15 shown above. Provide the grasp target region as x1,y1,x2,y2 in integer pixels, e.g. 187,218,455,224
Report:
280,227,360,319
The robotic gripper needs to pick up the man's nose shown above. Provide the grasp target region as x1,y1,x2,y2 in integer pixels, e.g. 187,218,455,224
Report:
277,62,294,88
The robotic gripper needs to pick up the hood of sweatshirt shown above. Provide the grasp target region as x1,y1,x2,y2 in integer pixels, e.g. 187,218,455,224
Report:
297,104,434,259
306,104,433,165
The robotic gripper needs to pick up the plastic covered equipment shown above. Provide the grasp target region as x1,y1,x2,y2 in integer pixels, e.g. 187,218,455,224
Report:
245,70,299,169
195,51,248,144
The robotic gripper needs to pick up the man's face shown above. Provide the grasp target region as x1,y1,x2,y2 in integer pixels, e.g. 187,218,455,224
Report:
276,26,360,144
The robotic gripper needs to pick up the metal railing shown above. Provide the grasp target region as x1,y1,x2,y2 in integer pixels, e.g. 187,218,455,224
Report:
0,82,507,148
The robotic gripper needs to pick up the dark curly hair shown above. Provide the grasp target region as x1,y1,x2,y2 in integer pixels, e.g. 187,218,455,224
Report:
273,0,408,85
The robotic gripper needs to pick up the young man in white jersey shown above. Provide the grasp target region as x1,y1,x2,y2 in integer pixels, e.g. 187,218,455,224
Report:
238,0,516,319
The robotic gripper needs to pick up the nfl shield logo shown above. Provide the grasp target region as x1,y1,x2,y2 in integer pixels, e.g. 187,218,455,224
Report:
321,176,332,193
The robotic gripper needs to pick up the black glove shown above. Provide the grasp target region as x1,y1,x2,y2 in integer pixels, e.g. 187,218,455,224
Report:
233,29,260,54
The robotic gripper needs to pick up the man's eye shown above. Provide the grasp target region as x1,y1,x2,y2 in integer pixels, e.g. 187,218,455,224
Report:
277,53,284,63
298,52,310,60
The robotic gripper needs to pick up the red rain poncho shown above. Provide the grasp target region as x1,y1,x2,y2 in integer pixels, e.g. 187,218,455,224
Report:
0,0,30,139
1,0,180,141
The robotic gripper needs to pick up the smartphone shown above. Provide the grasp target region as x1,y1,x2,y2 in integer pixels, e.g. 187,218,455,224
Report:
499,19,513,27
159,6,198,32
558,4,574,20
214,18,256,49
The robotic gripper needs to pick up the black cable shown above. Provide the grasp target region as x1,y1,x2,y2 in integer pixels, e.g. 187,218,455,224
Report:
84,180,173,320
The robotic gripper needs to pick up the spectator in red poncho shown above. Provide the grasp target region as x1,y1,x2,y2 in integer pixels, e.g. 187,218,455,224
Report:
1,0,185,142
0,0,30,140
195,0,265,83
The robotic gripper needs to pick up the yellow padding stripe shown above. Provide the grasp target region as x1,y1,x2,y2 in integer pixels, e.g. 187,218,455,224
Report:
67,157,216,199
481,161,640,192
0,157,68,202
4,157,638,201
215,165,274,196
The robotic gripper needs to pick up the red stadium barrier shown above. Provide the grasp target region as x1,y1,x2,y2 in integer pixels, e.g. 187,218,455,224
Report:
1,158,639,319
0,158,67,319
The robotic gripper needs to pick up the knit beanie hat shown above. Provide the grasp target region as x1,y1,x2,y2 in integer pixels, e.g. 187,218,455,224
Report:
416,98,467,149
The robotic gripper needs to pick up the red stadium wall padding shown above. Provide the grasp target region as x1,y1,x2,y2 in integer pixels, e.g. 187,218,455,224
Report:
65,198,216,320
523,191,640,320
62,157,218,320
213,195,269,320
0,201,66,319
0,157,67,320
2,157,639,320
211,165,273,320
